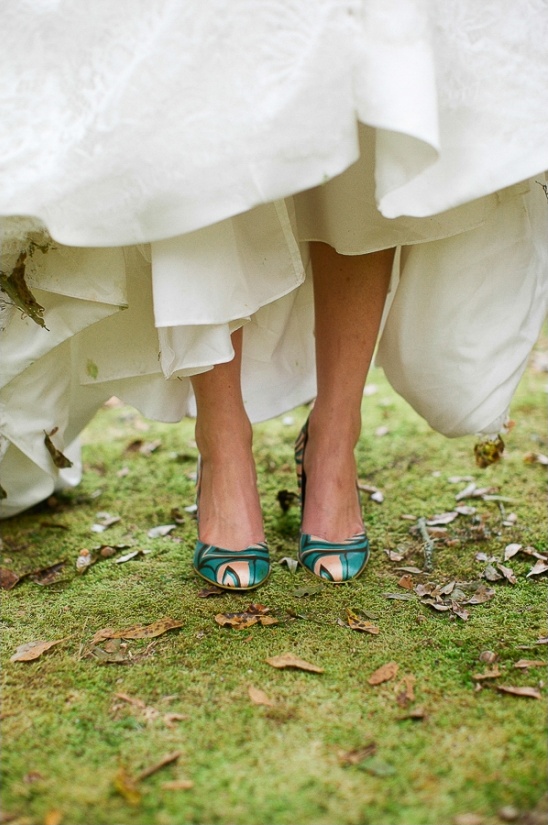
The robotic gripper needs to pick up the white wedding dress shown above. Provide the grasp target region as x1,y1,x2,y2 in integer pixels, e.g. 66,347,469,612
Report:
1,0,547,516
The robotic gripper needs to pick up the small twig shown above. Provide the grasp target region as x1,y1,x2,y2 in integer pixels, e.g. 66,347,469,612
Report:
76,616,90,661
496,499,506,521
136,751,182,782
417,517,435,573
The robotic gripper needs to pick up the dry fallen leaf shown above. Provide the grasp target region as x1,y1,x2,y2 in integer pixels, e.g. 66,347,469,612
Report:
147,524,176,539
113,766,141,806
466,585,496,605
91,617,183,646
454,814,485,825
384,549,405,561
527,559,548,578
523,451,548,465
503,543,522,561
29,561,66,586
496,564,517,585
397,574,414,590
513,659,546,669
426,512,459,526
472,667,501,681
10,638,67,662
215,611,278,629
395,675,416,707
44,430,73,469
114,549,150,564
161,779,194,791
115,692,146,709
368,661,399,685
279,556,299,574
163,713,188,729
1,250,46,327
345,608,380,634
0,568,21,590
383,593,414,601
338,742,377,766
43,809,63,825
266,653,324,673
496,685,542,699
197,585,225,598
248,685,276,707
91,512,121,533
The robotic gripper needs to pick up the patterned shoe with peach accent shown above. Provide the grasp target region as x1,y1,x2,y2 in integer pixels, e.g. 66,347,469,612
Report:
193,540,270,590
298,532,369,583
295,418,369,583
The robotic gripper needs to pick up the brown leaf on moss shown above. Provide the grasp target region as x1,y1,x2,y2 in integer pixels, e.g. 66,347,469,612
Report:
395,675,416,706
345,608,380,634
197,585,225,598
368,662,399,685
527,559,548,578
29,561,66,586
161,779,194,791
513,659,546,669
466,585,496,605
496,685,542,699
397,574,414,590
91,617,183,646
0,251,46,327
454,814,485,825
0,568,21,590
248,685,276,707
113,766,141,806
266,653,324,673
44,430,73,469
338,742,377,765
472,666,501,680
496,564,517,585
10,638,67,662
426,512,459,526
215,604,278,629
163,713,188,729
215,612,278,629
214,613,257,629
43,810,63,825
246,603,270,614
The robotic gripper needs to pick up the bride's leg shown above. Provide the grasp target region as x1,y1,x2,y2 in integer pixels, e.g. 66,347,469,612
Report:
302,242,394,541
190,327,264,551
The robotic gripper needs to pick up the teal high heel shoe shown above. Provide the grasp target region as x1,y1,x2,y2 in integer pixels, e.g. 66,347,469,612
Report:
295,418,370,583
192,459,270,591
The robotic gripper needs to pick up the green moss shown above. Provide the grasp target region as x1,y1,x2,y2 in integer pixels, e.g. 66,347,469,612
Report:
1,356,546,825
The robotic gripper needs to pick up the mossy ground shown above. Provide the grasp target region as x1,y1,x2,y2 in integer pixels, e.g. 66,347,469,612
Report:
1,353,546,825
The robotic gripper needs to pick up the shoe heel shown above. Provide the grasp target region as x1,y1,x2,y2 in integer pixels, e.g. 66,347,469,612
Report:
192,455,270,591
294,417,369,583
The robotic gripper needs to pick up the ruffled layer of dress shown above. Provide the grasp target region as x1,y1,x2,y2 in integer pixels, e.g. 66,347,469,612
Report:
1,0,548,516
